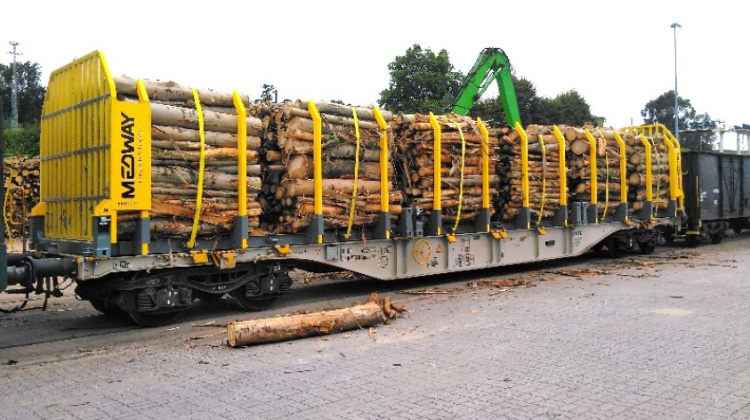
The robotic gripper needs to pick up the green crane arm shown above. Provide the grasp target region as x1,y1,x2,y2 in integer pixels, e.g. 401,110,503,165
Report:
450,47,521,126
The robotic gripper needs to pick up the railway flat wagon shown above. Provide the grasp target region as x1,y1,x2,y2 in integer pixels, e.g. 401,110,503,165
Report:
682,151,750,245
2,51,682,325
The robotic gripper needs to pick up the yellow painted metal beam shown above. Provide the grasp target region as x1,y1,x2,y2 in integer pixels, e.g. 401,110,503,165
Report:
429,113,442,214
136,79,151,254
552,126,567,207
663,137,678,201
477,118,491,232
583,129,598,205
640,135,653,203
233,92,248,249
374,107,390,239
308,101,323,244
515,122,529,209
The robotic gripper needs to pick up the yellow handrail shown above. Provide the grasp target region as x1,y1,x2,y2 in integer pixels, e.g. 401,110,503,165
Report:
374,107,390,239
477,118,491,232
232,91,247,249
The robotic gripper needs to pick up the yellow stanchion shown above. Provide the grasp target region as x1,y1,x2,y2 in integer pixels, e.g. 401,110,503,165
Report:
187,88,207,249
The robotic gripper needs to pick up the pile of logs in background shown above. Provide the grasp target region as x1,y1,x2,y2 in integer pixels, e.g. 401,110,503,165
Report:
254,101,401,234
114,76,264,238
497,125,563,220
393,114,499,228
3,156,39,237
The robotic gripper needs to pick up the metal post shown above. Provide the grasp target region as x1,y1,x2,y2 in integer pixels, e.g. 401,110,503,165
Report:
718,130,724,153
737,132,741,154
671,23,681,142
7,42,22,130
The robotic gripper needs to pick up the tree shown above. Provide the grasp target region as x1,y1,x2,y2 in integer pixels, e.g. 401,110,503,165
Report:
260,84,276,102
0,61,46,124
469,76,537,125
641,91,718,151
470,80,595,127
641,90,695,132
379,44,463,113
547,90,594,126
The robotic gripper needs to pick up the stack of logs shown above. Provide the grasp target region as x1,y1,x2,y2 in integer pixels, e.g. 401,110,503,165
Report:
496,125,564,220
256,101,401,234
393,114,499,228
566,128,672,216
567,127,622,216
621,132,672,213
114,76,265,239
3,156,40,237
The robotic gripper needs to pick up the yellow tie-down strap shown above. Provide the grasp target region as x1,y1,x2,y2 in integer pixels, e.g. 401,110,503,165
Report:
187,88,207,249
597,130,610,219
536,132,547,227
449,118,467,233
345,107,361,240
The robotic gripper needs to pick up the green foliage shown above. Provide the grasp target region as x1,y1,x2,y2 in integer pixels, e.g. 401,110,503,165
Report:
260,84,276,102
544,90,594,126
2,122,40,156
469,76,537,125
641,91,718,151
0,61,46,124
379,44,464,114
470,80,594,127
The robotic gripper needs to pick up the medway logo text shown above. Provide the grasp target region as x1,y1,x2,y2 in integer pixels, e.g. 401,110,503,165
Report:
120,112,136,199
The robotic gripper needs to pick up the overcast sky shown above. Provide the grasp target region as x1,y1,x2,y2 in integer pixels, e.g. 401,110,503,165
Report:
2,0,749,131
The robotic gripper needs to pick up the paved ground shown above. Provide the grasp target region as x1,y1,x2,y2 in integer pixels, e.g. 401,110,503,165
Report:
2,236,750,419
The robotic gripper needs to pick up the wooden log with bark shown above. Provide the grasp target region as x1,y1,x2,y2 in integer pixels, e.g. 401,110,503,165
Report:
226,293,405,347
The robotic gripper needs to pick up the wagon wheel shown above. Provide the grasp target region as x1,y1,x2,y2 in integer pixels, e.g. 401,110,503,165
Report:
231,290,277,312
128,309,183,327
89,298,123,316
605,237,626,259
686,234,701,248
637,239,656,255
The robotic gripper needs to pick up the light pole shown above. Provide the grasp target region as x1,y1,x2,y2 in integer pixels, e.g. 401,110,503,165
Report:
671,23,681,142
7,42,22,130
